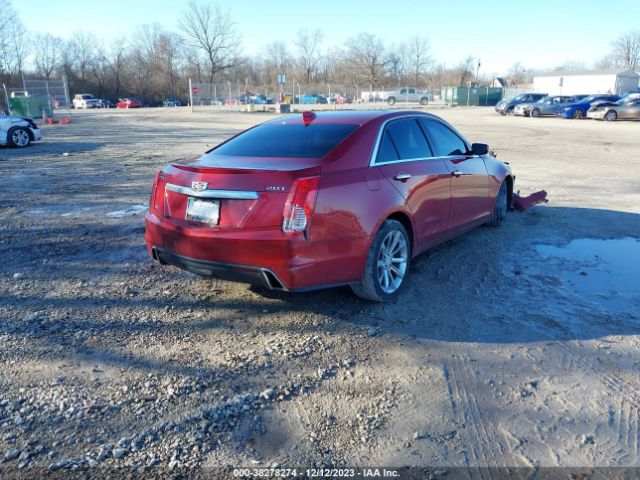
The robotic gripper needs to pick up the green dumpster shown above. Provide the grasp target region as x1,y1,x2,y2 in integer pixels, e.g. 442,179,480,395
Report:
9,95,52,118
441,87,503,106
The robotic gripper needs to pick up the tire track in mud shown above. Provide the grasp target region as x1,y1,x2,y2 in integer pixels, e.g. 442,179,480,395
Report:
444,355,527,478
554,341,640,462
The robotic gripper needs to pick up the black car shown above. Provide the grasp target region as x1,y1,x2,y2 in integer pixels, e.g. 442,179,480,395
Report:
495,93,548,115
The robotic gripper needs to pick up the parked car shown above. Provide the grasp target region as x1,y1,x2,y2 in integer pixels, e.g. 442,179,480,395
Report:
514,95,586,117
73,93,100,109
495,93,547,115
248,94,274,105
329,93,353,104
587,96,640,121
300,93,327,104
116,98,143,108
385,88,430,106
162,98,182,107
0,114,41,148
96,99,114,108
145,110,513,302
556,94,620,119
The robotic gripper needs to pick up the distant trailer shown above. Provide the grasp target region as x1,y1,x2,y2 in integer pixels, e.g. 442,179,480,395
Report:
533,69,640,96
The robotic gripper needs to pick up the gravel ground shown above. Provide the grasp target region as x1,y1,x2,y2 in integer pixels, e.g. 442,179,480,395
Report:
0,106,639,477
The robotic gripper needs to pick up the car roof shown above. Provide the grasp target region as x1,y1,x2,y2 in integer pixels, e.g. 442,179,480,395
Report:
270,110,439,126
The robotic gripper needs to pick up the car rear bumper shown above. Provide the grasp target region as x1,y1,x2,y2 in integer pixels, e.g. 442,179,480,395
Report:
144,212,365,291
152,247,286,290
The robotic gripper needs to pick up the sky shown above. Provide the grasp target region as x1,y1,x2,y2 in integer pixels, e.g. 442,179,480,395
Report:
12,0,640,75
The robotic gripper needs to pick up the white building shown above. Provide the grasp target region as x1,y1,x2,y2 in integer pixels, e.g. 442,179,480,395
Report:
533,69,639,96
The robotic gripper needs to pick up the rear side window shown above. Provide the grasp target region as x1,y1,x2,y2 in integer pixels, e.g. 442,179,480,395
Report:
376,131,399,163
421,120,468,157
378,118,432,162
212,123,358,158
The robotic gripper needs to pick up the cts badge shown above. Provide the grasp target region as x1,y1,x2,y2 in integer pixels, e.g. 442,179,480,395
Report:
191,181,208,192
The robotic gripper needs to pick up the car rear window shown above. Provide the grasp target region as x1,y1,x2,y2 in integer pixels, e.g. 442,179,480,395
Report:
212,123,358,158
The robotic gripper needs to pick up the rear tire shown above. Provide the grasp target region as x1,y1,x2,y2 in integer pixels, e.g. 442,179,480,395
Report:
419,97,428,105
351,220,410,302
604,110,617,121
487,181,508,227
387,97,396,105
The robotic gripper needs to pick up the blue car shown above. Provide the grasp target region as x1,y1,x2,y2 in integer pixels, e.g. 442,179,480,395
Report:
556,94,620,119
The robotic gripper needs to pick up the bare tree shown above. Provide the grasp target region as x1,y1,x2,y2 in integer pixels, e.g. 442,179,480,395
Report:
407,35,431,87
261,41,291,91
384,43,405,85
456,55,475,86
105,38,128,97
179,2,238,83
611,30,640,71
552,61,586,72
0,0,27,84
594,54,618,70
346,32,387,90
507,61,527,86
67,31,97,84
34,34,63,80
294,29,323,85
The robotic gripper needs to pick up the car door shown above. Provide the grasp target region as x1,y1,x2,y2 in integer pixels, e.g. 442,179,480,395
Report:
420,118,490,231
373,117,452,249
621,99,640,119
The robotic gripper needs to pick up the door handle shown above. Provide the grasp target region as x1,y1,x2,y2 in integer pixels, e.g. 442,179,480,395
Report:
451,170,466,177
394,173,412,181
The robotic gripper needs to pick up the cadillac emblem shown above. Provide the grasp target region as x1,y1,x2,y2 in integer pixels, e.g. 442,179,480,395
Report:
191,181,208,192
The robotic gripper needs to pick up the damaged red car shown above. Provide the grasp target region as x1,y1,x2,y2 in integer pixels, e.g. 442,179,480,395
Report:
145,110,514,301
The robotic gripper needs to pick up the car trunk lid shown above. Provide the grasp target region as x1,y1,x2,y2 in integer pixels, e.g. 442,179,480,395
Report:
154,154,322,230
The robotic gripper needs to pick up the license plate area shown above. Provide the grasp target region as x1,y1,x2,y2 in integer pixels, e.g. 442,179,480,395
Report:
185,198,220,224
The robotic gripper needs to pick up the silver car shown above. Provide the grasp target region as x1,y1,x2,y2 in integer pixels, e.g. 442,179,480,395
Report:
514,95,584,117
0,114,42,148
587,96,640,121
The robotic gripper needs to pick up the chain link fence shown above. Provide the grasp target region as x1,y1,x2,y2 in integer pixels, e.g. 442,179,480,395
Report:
2,76,71,118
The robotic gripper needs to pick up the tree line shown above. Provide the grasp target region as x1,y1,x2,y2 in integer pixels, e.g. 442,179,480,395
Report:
1,0,639,107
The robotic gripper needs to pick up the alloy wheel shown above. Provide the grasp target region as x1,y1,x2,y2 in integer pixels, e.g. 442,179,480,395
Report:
376,230,408,294
11,128,30,147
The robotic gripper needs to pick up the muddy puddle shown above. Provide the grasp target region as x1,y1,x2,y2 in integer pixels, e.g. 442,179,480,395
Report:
536,237,640,313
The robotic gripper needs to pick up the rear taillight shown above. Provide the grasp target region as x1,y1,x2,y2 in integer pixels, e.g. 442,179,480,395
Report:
149,171,161,212
282,176,320,233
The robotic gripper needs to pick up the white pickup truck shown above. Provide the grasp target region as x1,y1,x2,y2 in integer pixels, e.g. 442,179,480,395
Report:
383,88,430,105
73,94,100,109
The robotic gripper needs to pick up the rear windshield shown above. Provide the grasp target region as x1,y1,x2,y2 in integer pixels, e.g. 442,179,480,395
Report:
211,123,358,158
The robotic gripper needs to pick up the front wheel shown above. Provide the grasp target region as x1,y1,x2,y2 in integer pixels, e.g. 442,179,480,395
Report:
419,97,428,105
8,127,31,148
351,220,410,302
604,110,617,121
573,109,585,119
387,97,396,105
530,108,540,118
505,107,514,116
487,181,508,227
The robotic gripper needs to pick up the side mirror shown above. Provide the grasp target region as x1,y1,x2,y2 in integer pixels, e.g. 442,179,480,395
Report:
471,143,489,155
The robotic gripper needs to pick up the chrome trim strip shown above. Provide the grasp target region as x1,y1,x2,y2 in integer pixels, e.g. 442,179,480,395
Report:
165,183,259,199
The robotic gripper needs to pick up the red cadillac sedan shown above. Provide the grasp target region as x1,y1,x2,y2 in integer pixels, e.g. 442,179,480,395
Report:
145,110,513,301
